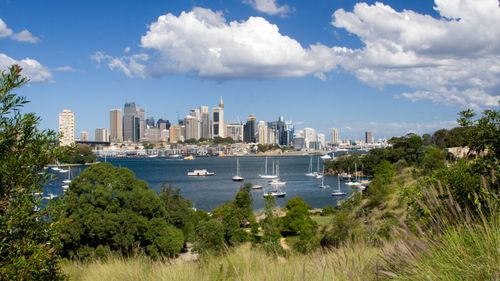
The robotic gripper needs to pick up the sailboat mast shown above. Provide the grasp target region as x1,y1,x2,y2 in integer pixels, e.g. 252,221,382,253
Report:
265,157,268,174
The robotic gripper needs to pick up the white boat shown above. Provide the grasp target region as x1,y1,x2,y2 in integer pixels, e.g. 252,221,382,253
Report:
170,154,182,159
331,175,346,196
259,157,277,179
346,163,362,187
43,193,58,200
305,155,315,177
148,154,158,158
251,184,263,190
62,168,72,184
318,165,330,188
62,185,69,190
263,187,286,198
268,161,286,186
232,158,244,181
58,168,69,173
315,157,323,178
187,169,215,176
51,167,60,171
320,154,332,160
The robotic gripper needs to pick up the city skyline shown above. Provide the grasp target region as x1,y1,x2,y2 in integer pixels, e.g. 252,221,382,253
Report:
2,0,499,139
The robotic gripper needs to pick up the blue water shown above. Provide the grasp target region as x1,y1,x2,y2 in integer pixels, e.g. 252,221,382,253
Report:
45,156,356,211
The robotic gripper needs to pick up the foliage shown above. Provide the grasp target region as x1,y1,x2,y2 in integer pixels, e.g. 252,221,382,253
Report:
280,198,317,237
58,144,96,164
159,186,200,242
0,65,64,280
365,160,396,208
51,163,184,260
194,219,226,254
212,136,235,144
257,144,282,153
259,196,285,256
420,145,448,172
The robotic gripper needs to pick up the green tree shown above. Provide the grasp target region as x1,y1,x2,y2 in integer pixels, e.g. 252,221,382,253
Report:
0,65,63,280
58,144,96,164
280,198,317,236
420,146,448,173
159,186,199,241
51,163,184,259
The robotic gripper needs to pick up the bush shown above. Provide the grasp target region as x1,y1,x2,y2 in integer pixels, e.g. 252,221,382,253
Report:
51,163,184,259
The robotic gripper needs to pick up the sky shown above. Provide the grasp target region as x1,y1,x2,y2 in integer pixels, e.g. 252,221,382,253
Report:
1,0,499,140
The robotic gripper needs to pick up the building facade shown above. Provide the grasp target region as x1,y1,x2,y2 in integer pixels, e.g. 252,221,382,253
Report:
226,123,244,142
212,97,225,138
95,128,109,142
365,131,374,144
331,128,339,144
109,109,123,143
243,114,256,143
80,130,89,142
58,109,75,146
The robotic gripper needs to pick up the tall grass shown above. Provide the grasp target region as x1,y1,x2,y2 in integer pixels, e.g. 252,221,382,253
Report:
63,242,386,281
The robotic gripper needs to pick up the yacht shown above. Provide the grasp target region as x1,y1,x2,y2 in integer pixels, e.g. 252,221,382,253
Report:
259,157,277,179
251,184,263,190
320,154,332,160
305,155,315,177
268,161,286,186
232,158,244,181
263,190,286,198
346,163,362,187
331,175,346,196
187,169,215,176
315,157,323,179
184,155,195,160
43,193,58,200
318,165,330,189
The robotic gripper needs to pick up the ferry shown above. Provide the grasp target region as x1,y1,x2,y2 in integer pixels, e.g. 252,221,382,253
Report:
187,169,215,176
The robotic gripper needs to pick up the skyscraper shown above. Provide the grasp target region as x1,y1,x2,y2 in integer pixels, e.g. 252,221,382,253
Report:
304,127,316,149
200,106,210,139
95,128,109,142
331,128,340,144
257,121,268,145
109,109,123,143
184,115,199,140
58,109,75,146
123,102,143,143
212,97,225,138
365,131,374,144
243,114,256,143
226,123,244,142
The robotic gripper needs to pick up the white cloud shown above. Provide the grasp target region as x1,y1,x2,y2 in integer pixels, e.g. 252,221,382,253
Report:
244,0,291,16
332,0,500,107
0,18,40,43
0,19,13,38
53,66,76,72
0,53,52,82
10,29,40,43
94,7,342,81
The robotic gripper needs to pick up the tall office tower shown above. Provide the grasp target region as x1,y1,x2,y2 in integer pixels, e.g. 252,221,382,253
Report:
123,102,139,142
293,130,306,150
189,108,201,138
109,109,123,143
331,128,340,144
243,114,256,143
318,133,326,149
257,121,268,144
200,105,210,139
80,131,89,142
184,115,199,140
138,108,146,141
303,127,317,149
160,129,169,143
212,97,225,138
284,120,294,146
58,109,75,146
95,128,109,142
268,127,278,145
226,123,244,142
365,131,374,144
146,116,155,128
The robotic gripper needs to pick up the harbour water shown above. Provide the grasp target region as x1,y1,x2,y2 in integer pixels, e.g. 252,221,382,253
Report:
45,156,357,211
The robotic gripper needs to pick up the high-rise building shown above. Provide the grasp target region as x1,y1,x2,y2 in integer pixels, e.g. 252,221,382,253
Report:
109,109,123,143
318,133,326,149
58,109,75,146
80,131,89,142
257,121,268,144
304,127,316,149
200,106,210,139
95,128,109,142
184,115,199,140
243,114,256,143
138,108,146,142
123,102,139,143
365,131,374,144
212,97,225,138
226,123,244,142
169,125,182,144
157,119,170,131
146,116,155,128
331,128,339,144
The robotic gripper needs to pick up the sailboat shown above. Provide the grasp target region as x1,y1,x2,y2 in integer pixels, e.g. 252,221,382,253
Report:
318,165,330,189
259,157,277,179
305,155,315,177
232,158,244,181
62,168,71,190
315,157,323,179
269,161,286,186
331,174,346,196
345,163,362,187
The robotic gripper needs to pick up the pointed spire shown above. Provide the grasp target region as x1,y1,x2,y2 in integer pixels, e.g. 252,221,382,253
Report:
219,96,224,109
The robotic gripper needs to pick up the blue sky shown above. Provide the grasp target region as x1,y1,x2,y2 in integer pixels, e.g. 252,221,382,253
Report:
1,0,498,140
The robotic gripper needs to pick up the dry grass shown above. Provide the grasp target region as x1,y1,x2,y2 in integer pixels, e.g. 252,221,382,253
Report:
62,242,387,281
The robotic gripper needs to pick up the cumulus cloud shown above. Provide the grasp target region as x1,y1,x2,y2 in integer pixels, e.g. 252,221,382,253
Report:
94,7,343,81
0,53,52,82
244,0,291,16
0,18,40,43
332,0,500,107
53,66,77,72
